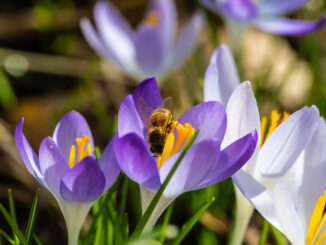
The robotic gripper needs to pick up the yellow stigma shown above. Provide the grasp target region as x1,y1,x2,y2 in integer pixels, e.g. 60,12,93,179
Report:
306,191,326,245
157,122,195,169
145,10,159,27
260,110,289,147
69,135,92,168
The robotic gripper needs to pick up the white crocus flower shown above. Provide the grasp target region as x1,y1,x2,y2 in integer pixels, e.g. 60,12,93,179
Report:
204,44,320,245
236,117,326,245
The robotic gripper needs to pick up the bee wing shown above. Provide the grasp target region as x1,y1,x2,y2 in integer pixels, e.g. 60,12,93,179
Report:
162,96,174,130
161,96,174,112
137,97,154,130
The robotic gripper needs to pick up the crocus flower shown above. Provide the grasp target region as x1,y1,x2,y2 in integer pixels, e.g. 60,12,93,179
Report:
236,117,326,245
114,77,258,230
201,0,326,42
204,44,320,245
80,0,204,82
15,111,120,245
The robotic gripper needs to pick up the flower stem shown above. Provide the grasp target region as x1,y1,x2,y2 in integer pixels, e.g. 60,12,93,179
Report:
229,187,254,245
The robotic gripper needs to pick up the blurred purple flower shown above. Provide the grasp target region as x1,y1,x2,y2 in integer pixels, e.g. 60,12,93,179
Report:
201,0,326,38
15,111,120,245
115,77,257,229
80,0,204,82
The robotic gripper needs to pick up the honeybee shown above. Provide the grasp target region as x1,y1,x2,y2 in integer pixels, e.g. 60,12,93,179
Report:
138,97,174,156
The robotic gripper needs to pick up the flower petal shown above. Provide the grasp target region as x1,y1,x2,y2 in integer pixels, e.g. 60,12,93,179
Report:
134,25,164,74
98,133,121,191
219,0,258,21
118,95,144,138
60,156,105,203
200,0,219,13
223,81,260,146
223,81,260,174
53,111,94,163
199,130,258,188
159,139,221,198
204,44,240,105
80,18,121,67
259,106,320,176
258,0,309,16
299,118,326,227
132,77,163,112
171,12,204,68
94,1,136,68
147,0,177,47
273,183,305,245
254,15,326,36
114,133,161,190
15,118,46,186
39,137,69,197
232,170,282,231
178,101,227,142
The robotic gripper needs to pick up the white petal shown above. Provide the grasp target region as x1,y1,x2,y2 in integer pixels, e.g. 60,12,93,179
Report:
204,44,240,104
232,170,282,231
222,81,260,173
298,118,326,230
258,106,320,176
273,183,305,245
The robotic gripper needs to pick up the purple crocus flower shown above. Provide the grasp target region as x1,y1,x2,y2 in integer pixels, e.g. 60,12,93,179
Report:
114,77,258,229
80,0,204,82
15,111,120,245
201,0,326,40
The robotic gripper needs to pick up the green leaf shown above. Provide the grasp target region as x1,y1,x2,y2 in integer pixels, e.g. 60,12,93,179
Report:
270,225,288,245
0,229,14,244
33,234,43,245
171,197,215,245
159,203,174,243
258,220,270,245
7,189,18,243
0,70,16,110
25,189,40,243
0,203,28,245
121,213,129,242
130,131,199,239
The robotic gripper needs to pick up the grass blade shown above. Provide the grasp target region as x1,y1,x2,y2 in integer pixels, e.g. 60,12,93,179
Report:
270,225,288,245
171,197,215,245
0,229,14,244
159,203,174,243
25,189,40,243
0,203,28,245
258,220,270,245
130,131,199,239
0,70,16,110
7,189,18,243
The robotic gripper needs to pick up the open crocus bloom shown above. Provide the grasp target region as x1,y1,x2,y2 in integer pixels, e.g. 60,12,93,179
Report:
80,0,203,82
115,77,258,230
15,111,120,245
236,117,326,245
201,0,326,40
204,44,320,245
